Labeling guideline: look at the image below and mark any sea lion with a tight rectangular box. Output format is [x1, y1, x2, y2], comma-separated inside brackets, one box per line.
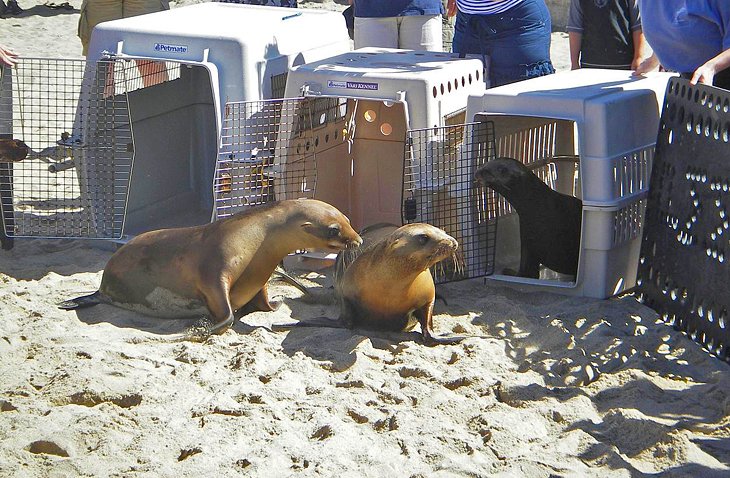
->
[475, 156, 582, 278]
[277, 223, 466, 346]
[0, 138, 29, 162]
[59, 199, 362, 340]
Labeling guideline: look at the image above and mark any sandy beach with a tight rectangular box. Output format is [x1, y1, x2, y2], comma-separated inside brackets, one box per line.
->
[1, 1, 729, 477]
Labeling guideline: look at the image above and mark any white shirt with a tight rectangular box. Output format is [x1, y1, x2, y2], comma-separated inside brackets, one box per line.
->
[456, 0, 523, 15]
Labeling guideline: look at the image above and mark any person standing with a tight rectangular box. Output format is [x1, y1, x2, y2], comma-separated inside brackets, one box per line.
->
[353, 0, 444, 52]
[78, 0, 170, 57]
[634, 0, 730, 89]
[567, 0, 648, 70]
[447, 0, 554, 87]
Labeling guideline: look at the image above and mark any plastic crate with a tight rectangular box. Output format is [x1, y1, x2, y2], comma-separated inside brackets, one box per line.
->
[463, 69, 674, 297]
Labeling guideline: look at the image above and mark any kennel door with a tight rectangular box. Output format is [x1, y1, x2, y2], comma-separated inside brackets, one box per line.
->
[402, 122, 498, 283]
[215, 96, 326, 218]
[0, 58, 135, 240]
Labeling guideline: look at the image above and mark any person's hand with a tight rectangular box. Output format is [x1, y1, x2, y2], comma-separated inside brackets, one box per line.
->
[0, 45, 18, 68]
[447, 0, 457, 17]
[690, 64, 715, 85]
[632, 53, 659, 77]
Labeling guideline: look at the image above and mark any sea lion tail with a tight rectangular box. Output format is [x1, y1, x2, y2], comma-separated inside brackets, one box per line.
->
[272, 266, 309, 295]
[57, 291, 102, 310]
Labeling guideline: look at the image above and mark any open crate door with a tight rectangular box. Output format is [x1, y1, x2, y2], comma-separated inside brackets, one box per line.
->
[402, 121, 498, 283]
[0, 58, 135, 240]
[215, 97, 333, 218]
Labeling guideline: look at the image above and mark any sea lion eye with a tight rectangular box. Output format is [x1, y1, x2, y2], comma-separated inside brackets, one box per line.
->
[417, 234, 430, 245]
[327, 225, 341, 238]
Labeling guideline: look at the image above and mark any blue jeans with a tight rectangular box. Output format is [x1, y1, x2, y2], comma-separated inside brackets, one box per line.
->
[452, 0, 554, 87]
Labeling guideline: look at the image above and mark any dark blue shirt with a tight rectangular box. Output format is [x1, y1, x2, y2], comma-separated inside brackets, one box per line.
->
[353, 0, 444, 18]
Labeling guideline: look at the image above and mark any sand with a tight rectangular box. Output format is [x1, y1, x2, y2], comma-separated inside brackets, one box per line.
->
[0, 1, 729, 477]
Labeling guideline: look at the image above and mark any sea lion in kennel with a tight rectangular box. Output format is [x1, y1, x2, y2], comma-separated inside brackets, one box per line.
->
[475, 156, 582, 279]
[59, 199, 362, 340]
[276, 223, 467, 346]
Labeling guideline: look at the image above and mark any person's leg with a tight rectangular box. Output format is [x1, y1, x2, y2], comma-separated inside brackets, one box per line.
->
[123, 0, 171, 87]
[451, 10, 482, 56]
[354, 16, 399, 49]
[78, 0, 124, 57]
[478, 0, 554, 87]
[398, 14, 443, 52]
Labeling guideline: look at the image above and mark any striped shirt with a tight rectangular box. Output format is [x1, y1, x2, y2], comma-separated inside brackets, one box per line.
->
[456, 0, 523, 15]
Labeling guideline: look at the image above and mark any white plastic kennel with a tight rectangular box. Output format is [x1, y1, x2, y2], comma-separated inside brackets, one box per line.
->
[463, 69, 675, 298]
[0, 3, 350, 241]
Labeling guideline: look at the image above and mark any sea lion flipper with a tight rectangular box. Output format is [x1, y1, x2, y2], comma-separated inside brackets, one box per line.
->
[247, 285, 281, 312]
[272, 266, 309, 295]
[57, 291, 102, 310]
[414, 301, 464, 346]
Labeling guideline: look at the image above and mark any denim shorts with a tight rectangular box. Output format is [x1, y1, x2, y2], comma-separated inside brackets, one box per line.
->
[452, 0, 555, 87]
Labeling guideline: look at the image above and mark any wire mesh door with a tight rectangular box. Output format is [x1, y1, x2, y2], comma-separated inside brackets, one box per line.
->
[0, 58, 136, 239]
[402, 121, 498, 283]
[215, 97, 323, 217]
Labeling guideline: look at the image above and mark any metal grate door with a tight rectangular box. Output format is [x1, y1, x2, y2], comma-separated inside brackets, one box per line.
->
[215, 96, 348, 218]
[0, 58, 138, 239]
[402, 121, 498, 283]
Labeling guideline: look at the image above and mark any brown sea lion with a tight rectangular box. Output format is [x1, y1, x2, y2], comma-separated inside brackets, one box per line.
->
[59, 199, 362, 340]
[277, 223, 466, 346]
[475, 156, 582, 278]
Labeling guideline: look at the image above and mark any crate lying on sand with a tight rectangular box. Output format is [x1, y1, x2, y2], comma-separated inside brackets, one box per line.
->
[0, 3, 350, 241]
[462, 69, 674, 298]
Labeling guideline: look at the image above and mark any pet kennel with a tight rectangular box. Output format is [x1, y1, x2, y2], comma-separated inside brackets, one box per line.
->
[212, 47, 493, 281]
[461, 68, 676, 298]
[0, 3, 350, 242]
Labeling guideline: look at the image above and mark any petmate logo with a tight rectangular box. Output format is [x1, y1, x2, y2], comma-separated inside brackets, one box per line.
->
[328, 80, 347, 89]
[154, 43, 188, 54]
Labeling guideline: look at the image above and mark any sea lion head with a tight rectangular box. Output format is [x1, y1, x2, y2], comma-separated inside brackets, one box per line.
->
[291, 198, 362, 251]
[383, 223, 458, 270]
[0, 139, 29, 162]
[475, 157, 531, 195]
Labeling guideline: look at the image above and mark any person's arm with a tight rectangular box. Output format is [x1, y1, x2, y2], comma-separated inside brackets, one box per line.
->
[447, 0, 457, 17]
[568, 32, 582, 70]
[632, 52, 660, 76]
[690, 48, 730, 85]
[566, 0, 583, 69]
[0, 45, 18, 67]
[630, 29, 649, 71]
